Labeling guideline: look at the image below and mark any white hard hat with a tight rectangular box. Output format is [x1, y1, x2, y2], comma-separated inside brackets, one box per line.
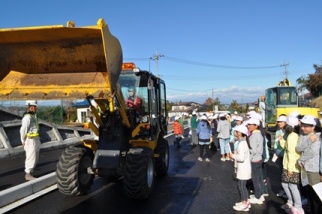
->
[277, 115, 287, 122]
[288, 111, 300, 118]
[247, 111, 256, 116]
[26, 100, 37, 106]
[235, 116, 243, 122]
[175, 116, 179, 121]
[234, 125, 248, 135]
[251, 113, 262, 121]
[247, 118, 260, 126]
[286, 117, 299, 128]
[200, 115, 208, 121]
[300, 115, 317, 126]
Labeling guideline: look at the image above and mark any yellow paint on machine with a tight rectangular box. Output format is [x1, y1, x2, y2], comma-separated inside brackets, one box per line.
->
[0, 19, 122, 100]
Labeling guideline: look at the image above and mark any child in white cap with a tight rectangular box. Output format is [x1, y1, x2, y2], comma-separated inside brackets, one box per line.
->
[230, 116, 244, 173]
[296, 115, 321, 214]
[278, 117, 304, 214]
[217, 113, 232, 161]
[230, 125, 252, 212]
[247, 118, 265, 205]
[173, 116, 183, 148]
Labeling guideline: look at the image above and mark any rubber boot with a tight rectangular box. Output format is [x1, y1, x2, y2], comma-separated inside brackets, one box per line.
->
[25, 173, 36, 181]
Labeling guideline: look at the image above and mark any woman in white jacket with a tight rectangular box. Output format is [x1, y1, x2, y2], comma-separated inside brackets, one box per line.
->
[230, 125, 252, 212]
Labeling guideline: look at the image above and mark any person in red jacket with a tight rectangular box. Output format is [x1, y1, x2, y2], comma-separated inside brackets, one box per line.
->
[173, 116, 183, 148]
[126, 87, 142, 114]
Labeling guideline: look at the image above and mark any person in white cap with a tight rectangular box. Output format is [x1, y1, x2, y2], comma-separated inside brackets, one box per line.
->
[217, 113, 232, 161]
[173, 116, 183, 148]
[20, 100, 41, 181]
[210, 114, 218, 151]
[274, 115, 287, 160]
[259, 95, 266, 128]
[247, 118, 265, 205]
[229, 116, 244, 172]
[196, 115, 212, 162]
[273, 114, 288, 199]
[250, 112, 270, 195]
[296, 115, 321, 214]
[230, 125, 252, 212]
[278, 116, 304, 214]
[190, 111, 199, 147]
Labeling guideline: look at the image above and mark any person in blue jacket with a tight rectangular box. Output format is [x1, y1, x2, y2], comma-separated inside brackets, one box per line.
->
[197, 115, 212, 162]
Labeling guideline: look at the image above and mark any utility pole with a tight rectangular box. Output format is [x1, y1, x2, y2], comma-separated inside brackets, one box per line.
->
[281, 62, 289, 79]
[151, 50, 164, 77]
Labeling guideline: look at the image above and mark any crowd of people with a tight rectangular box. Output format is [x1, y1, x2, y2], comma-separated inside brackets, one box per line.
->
[173, 109, 322, 213]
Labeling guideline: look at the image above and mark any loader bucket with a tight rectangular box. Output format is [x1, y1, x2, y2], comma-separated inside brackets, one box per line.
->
[0, 19, 122, 100]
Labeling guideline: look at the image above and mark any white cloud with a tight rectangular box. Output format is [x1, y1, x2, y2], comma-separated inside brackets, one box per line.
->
[167, 85, 265, 104]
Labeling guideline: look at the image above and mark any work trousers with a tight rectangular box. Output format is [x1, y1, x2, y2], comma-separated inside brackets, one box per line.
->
[238, 179, 249, 202]
[251, 161, 264, 199]
[24, 137, 41, 174]
[282, 182, 302, 209]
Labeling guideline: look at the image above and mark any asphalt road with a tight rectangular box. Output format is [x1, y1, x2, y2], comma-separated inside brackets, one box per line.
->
[0, 149, 64, 191]
[4, 132, 288, 214]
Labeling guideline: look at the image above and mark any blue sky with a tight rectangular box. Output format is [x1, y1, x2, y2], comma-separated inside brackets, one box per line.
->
[1, 0, 322, 104]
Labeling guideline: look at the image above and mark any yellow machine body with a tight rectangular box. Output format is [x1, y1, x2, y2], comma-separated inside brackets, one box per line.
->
[0, 19, 122, 100]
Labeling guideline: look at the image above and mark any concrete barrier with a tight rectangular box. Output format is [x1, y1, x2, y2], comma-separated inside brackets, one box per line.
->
[0, 172, 57, 212]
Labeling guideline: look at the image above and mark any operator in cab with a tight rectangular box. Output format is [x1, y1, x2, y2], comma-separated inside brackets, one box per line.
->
[126, 87, 142, 114]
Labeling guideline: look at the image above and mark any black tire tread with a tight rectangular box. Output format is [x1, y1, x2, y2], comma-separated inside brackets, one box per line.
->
[123, 147, 155, 199]
[56, 146, 94, 196]
[155, 138, 169, 176]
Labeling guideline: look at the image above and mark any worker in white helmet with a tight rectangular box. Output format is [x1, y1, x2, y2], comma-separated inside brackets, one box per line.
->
[259, 95, 266, 128]
[20, 100, 41, 181]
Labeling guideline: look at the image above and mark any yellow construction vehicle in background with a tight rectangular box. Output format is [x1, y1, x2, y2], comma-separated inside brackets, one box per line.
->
[0, 19, 169, 199]
[265, 78, 319, 145]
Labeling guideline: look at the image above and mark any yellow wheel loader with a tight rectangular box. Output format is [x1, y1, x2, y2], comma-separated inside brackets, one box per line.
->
[0, 19, 169, 199]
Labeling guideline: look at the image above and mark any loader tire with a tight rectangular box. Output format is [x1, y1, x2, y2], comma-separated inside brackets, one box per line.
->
[56, 146, 94, 196]
[123, 147, 155, 199]
[155, 138, 169, 176]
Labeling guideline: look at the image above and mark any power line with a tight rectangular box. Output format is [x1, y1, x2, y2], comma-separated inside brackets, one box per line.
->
[161, 69, 308, 81]
[123, 55, 282, 69]
[163, 56, 282, 69]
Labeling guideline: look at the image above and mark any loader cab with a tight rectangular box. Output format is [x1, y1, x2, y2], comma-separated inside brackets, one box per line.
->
[119, 63, 168, 137]
[265, 86, 298, 128]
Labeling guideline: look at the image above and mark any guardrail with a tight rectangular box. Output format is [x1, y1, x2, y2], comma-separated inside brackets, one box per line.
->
[0, 119, 92, 159]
